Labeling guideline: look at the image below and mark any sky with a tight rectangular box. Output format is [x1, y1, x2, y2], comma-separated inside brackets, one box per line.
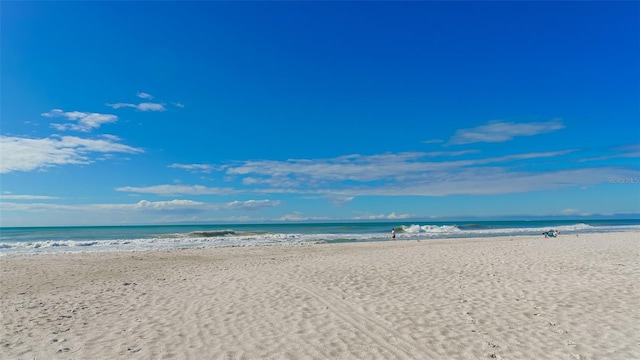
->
[1, 1, 639, 227]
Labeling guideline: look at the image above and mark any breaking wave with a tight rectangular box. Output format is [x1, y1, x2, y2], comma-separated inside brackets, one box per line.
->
[1, 222, 638, 256]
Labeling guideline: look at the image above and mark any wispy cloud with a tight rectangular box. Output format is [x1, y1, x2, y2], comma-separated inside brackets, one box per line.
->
[349, 167, 636, 196]
[423, 150, 480, 157]
[113, 148, 635, 199]
[0, 194, 60, 200]
[225, 150, 572, 185]
[137, 92, 154, 99]
[578, 143, 640, 162]
[115, 184, 237, 196]
[106, 92, 184, 112]
[226, 152, 429, 183]
[0, 202, 80, 212]
[0, 135, 143, 173]
[169, 163, 215, 173]
[133, 199, 207, 212]
[278, 212, 331, 222]
[133, 199, 280, 212]
[353, 212, 413, 220]
[106, 102, 166, 112]
[42, 109, 118, 132]
[448, 119, 565, 145]
[224, 199, 281, 211]
[329, 195, 354, 206]
[1, 199, 280, 213]
[220, 150, 635, 197]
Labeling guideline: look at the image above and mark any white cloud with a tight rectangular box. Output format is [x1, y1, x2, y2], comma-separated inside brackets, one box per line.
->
[137, 102, 166, 111]
[423, 150, 480, 157]
[353, 212, 413, 220]
[137, 92, 154, 99]
[617, 143, 640, 153]
[221, 150, 638, 197]
[224, 199, 281, 211]
[470, 150, 575, 164]
[449, 119, 565, 145]
[329, 196, 354, 206]
[134, 199, 206, 211]
[169, 163, 215, 173]
[227, 152, 429, 183]
[0, 135, 144, 173]
[278, 212, 324, 222]
[583, 152, 640, 162]
[42, 109, 118, 132]
[115, 184, 237, 196]
[225, 150, 573, 186]
[0, 202, 80, 212]
[578, 143, 640, 162]
[107, 92, 180, 111]
[106, 102, 166, 112]
[356, 167, 638, 196]
[83, 143, 639, 204]
[134, 199, 279, 212]
[0, 194, 60, 200]
[1, 198, 279, 214]
[240, 176, 302, 189]
[279, 213, 305, 221]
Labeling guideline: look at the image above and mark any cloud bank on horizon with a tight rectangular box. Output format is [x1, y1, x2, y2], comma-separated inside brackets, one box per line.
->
[1, 1, 638, 226]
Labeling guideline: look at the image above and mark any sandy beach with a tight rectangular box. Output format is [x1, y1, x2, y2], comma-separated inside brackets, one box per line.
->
[1, 232, 639, 360]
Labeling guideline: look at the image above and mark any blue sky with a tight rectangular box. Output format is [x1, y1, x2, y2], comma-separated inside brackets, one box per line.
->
[1, 1, 639, 227]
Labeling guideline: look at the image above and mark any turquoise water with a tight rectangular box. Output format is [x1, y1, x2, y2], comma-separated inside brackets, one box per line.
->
[1, 219, 639, 255]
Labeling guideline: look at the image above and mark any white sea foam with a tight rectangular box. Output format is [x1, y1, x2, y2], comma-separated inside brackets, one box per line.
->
[0, 233, 347, 256]
[402, 225, 462, 234]
[1, 223, 638, 256]
[398, 223, 640, 238]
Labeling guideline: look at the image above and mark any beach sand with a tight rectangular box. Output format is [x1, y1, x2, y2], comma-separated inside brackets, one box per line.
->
[1, 232, 638, 359]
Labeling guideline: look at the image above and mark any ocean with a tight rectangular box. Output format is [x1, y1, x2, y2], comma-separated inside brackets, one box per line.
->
[1, 219, 639, 256]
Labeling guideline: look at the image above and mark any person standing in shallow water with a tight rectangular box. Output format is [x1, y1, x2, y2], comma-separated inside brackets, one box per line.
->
[391, 228, 396, 241]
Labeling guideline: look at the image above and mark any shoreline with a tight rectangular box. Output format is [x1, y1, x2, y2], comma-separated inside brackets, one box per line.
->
[3, 227, 639, 258]
[3, 219, 638, 257]
[2, 232, 639, 359]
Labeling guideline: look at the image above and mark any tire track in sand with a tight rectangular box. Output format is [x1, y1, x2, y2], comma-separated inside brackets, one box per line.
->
[279, 279, 425, 359]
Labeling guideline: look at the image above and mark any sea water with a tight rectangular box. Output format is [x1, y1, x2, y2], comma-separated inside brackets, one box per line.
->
[1, 220, 639, 256]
